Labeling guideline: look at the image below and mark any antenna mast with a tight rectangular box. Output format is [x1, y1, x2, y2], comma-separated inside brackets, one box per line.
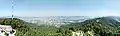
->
[12, 0, 15, 20]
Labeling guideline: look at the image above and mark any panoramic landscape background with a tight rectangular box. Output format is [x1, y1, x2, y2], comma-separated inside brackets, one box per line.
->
[0, 16, 120, 36]
[1, 0, 120, 36]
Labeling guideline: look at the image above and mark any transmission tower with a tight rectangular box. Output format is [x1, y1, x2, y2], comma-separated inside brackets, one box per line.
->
[12, 0, 15, 20]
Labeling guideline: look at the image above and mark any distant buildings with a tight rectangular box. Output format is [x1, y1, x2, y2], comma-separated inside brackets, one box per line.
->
[0, 25, 16, 36]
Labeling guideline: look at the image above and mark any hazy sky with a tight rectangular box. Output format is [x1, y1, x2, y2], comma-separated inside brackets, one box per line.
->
[0, 0, 120, 16]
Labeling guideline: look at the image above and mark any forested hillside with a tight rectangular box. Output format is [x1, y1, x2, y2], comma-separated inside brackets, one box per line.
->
[59, 16, 120, 36]
[0, 16, 120, 36]
[0, 18, 59, 36]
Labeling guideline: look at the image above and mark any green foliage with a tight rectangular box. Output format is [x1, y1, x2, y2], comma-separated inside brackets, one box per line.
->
[0, 17, 120, 36]
[0, 18, 59, 36]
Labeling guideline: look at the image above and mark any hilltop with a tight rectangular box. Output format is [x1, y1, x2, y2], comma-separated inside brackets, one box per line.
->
[59, 16, 120, 36]
[0, 18, 59, 36]
[0, 16, 120, 36]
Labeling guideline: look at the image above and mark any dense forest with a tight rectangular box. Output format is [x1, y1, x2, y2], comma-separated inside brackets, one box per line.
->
[0, 16, 120, 36]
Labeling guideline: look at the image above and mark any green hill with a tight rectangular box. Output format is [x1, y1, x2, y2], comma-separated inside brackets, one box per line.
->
[0, 18, 59, 36]
[59, 16, 120, 36]
[1, 16, 120, 36]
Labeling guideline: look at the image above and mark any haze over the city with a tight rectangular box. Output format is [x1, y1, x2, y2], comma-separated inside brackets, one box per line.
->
[0, 0, 120, 17]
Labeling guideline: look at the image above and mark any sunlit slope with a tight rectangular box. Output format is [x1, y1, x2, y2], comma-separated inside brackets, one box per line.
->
[0, 16, 120, 36]
[0, 18, 59, 36]
[60, 16, 120, 36]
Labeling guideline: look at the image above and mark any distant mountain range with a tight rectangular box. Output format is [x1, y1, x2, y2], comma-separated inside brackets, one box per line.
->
[16, 16, 98, 27]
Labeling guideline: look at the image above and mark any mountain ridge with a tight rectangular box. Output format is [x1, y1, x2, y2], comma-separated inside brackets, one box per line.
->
[0, 16, 120, 36]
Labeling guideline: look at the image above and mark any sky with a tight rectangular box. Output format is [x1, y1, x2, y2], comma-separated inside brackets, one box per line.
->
[0, 0, 120, 17]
